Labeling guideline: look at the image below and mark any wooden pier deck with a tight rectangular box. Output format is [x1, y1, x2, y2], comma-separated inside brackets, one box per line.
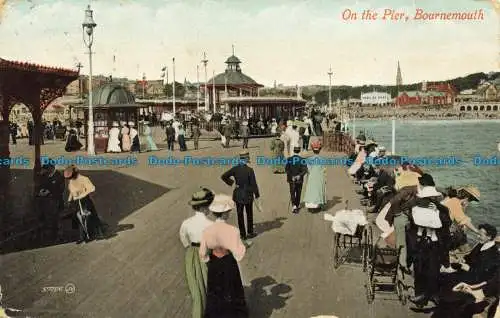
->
[0, 136, 425, 317]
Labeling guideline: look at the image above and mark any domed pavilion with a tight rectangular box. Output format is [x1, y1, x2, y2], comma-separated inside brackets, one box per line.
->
[76, 82, 142, 153]
[204, 48, 305, 120]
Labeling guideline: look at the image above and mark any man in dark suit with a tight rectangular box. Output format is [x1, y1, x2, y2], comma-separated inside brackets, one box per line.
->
[221, 151, 260, 241]
[165, 122, 175, 151]
[285, 146, 308, 214]
[9, 121, 17, 145]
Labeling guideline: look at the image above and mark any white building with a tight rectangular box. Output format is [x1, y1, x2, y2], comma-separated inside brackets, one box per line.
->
[361, 91, 391, 106]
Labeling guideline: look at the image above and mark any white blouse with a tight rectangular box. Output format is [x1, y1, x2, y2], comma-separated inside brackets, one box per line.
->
[179, 212, 213, 247]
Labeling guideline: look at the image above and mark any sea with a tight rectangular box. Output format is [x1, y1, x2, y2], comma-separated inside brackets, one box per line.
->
[351, 119, 500, 229]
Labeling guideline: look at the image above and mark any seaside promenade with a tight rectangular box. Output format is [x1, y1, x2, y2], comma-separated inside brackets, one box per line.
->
[0, 135, 425, 317]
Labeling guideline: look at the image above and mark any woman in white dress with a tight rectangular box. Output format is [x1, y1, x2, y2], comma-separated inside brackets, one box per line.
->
[107, 122, 121, 153]
[120, 121, 131, 151]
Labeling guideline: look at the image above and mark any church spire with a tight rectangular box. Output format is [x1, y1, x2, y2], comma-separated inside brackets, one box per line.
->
[232, 44, 235, 56]
[396, 61, 403, 87]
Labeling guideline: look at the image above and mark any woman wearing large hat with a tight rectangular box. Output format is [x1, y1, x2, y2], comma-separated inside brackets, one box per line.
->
[303, 140, 327, 210]
[200, 194, 248, 318]
[106, 121, 122, 153]
[179, 188, 216, 318]
[129, 121, 140, 153]
[64, 165, 105, 243]
[120, 121, 131, 152]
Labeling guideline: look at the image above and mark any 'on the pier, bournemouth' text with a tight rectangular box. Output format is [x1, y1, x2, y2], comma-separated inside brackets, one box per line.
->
[414, 9, 484, 21]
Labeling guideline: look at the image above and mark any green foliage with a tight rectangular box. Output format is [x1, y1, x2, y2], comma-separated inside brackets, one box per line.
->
[307, 72, 498, 104]
[163, 81, 186, 98]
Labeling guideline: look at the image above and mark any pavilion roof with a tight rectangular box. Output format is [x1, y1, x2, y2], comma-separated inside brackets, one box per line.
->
[0, 58, 78, 77]
[206, 70, 263, 87]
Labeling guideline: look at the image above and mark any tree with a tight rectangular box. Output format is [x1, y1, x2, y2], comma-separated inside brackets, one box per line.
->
[163, 81, 186, 98]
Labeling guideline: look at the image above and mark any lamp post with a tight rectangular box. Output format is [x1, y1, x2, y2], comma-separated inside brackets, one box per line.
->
[201, 52, 208, 111]
[327, 67, 333, 113]
[82, 4, 97, 155]
[196, 65, 200, 111]
[172, 57, 176, 114]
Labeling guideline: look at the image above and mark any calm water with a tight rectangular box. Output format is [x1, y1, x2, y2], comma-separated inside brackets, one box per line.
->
[352, 119, 500, 228]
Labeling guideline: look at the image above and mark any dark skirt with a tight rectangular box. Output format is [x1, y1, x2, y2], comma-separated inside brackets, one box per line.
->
[204, 253, 248, 318]
[72, 195, 104, 241]
[65, 135, 82, 152]
[130, 135, 140, 152]
[179, 135, 187, 151]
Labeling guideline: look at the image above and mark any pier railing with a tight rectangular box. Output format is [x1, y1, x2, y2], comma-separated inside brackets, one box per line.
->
[323, 131, 355, 154]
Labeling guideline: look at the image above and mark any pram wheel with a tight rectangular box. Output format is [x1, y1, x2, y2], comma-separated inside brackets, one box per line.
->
[396, 280, 407, 305]
[362, 225, 373, 272]
[365, 267, 375, 304]
[332, 233, 341, 269]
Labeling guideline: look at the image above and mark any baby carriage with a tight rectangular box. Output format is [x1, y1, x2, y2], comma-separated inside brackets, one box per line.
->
[365, 245, 407, 305]
[324, 201, 373, 271]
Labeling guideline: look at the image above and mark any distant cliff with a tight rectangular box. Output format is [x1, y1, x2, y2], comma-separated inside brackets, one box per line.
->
[296, 72, 500, 105]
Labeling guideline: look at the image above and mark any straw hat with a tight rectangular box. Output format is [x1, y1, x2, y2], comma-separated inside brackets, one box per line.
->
[128, 121, 134, 127]
[189, 188, 215, 206]
[239, 150, 250, 161]
[209, 194, 235, 213]
[120, 121, 126, 126]
[458, 185, 480, 201]
[242, 121, 248, 126]
[112, 121, 119, 127]
[63, 165, 78, 179]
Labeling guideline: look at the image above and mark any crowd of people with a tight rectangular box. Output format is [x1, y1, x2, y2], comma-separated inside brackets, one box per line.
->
[348, 134, 500, 317]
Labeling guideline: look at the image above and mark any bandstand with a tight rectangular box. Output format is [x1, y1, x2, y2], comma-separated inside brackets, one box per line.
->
[222, 96, 306, 120]
[204, 51, 305, 118]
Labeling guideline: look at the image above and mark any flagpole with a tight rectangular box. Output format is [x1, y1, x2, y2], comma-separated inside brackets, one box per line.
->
[212, 70, 216, 113]
[142, 73, 146, 99]
[197, 65, 200, 111]
[172, 57, 176, 114]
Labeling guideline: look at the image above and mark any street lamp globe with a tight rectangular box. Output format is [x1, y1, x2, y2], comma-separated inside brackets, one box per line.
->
[82, 5, 97, 38]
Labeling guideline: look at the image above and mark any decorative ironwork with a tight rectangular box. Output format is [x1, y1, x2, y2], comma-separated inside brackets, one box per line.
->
[40, 87, 66, 111]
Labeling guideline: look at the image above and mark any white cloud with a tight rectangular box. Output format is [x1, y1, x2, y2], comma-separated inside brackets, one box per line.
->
[0, 0, 497, 86]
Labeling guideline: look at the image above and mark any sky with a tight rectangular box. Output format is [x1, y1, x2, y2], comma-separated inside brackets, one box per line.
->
[0, 0, 498, 86]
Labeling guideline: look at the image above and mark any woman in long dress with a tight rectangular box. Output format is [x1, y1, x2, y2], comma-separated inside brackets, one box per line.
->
[107, 122, 121, 153]
[303, 140, 326, 210]
[64, 165, 105, 243]
[200, 194, 248, 318]
[179, 188, 215, 318]
[120, 121, 131, 151]
[129, 122, 140, 153]
[270, 134, 285, 174]
[143, 121, 158, 151]
[64, 128, 82, 152]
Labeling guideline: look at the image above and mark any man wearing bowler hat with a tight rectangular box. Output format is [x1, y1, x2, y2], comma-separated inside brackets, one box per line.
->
[221, 151, 260, 241]
[285, 146, 308, 214]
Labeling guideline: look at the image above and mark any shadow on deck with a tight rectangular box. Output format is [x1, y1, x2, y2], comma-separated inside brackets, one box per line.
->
[0, 169, 170, 255]
[246, 276, 293, 318]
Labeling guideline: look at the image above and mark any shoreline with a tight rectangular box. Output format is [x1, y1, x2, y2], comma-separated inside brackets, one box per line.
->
[351, 114, 499, 120]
